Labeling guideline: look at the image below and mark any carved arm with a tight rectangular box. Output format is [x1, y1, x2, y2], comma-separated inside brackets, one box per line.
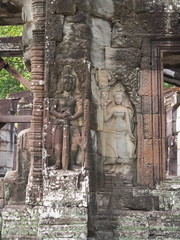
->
[70, 99, 83, 121]
[50, 108, 70, 119]
[103, 105, 113, 122]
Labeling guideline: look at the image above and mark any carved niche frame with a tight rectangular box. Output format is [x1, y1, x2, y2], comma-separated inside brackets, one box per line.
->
[137, 40, 180, 187]
[26, 0, 91, 205]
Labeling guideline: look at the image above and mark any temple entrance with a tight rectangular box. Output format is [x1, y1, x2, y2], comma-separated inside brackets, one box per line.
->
[163, 52, 180, 176]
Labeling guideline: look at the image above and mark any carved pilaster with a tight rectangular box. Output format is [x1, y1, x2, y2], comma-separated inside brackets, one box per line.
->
[26, 0, 45, 205]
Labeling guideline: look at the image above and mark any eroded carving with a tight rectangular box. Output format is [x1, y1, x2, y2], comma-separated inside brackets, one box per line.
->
[45, 65, 83, 170]
[113, 68, 140, 104]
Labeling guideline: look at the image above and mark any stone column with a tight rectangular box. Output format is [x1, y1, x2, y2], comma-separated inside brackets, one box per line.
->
[176, 106, 180, 176]
[26, 0, 45, 205]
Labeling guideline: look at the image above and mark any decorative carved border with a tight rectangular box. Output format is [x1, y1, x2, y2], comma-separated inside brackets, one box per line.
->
[137, 40, 180, 187]
[0, 37, 23, 57]
[27, 0, 45, 205]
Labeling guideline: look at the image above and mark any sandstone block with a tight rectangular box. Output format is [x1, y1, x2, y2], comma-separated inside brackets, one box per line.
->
[143, 114, 152, 139]
[140, 56, 152, 70]
[105, 47, 141, 70]
[143, 139, 153, 164]
[152, 114, 159, 138]
[55, 0, 76, 15]
[142, 96, 152, 114]
[152, 96, 159, 114]
[137, 114, 144, 160]
[152, 139, 160, 165]
[112, 21, 142, 48]
[46, 15, 64, 42]
[91, 17, 111, 68]
[0, 178, 4, 198]
[138, 70, 151, 96]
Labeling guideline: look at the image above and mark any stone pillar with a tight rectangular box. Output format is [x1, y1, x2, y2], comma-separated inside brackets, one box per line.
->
[176, 106, 180, 176]
[26, 0, 45, 205]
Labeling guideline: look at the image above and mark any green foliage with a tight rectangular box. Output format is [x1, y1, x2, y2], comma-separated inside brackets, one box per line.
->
[164, 82, 174, 88]
[0, 25, 30, 99]
[0, 57, 30, 99]
[0, 25, 23, 37]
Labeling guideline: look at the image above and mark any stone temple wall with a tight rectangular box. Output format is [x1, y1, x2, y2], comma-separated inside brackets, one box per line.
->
[0, 0, 180, 239]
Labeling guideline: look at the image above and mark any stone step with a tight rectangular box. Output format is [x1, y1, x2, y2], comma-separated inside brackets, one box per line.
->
[38, 223, 87, 239]
[152, 178, 180, 211]
[157, 177, 180, 190]
[1, 204, 88, 240]
[40, 170, 88, 239]
[1, 205, 41, 240]
[42, 170, 88, 217]
[90, 210, 180, 240]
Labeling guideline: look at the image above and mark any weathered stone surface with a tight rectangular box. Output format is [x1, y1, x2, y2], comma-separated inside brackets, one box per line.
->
[114, 67, 140, 104]
[112, 21, 142, 48]
[66, 11, 87, 23]
[0, 37, 23, 57]
[56, 20, 91, 60]
[55, 0, 76, 15]
[38, 170, 88, 239]
[2, 129, 30, 205]
[49, 59, 90, 98]
[43, 171, 88, 206]
[76, 0, 91, 12]
[143, 114, 153, 139]
[0, 178, 4, 209]
[90, 206, 180, 239]
[0, 0, 22, 26]
[142, 96, 152, 114]
[90, 0, 114, 20]
[76, 0, 114, 20]
[1, 1, 180, 240]
[91, 17, 111, 68]
[39, 224, 87, 239]
[105, 47, 141, 70]
[137, 12, 180, 35]
[1, 205, 41, 239]
[138, 70, 152, 96]
[114, 212, 149, 239]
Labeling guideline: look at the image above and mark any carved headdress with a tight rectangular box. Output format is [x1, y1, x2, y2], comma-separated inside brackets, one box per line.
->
[62, 65, 76, 89]
[55, 65, 76, 97]
[111, 83, 134, 115]
[112, 83, 125, 96]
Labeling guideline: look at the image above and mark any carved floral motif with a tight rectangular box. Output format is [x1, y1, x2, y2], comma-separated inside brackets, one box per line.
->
[113, 67, 140, 104]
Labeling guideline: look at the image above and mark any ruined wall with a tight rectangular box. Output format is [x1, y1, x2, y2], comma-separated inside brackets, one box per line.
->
[0, 100, 16, 177]
[0, 92, 33, 177]
[1, 0, 180, 240]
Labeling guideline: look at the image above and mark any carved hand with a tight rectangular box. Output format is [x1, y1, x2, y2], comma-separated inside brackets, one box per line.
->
[102, 100, 111, 107]
[130, 134, 136, 142]
[58, 111, 71, 119]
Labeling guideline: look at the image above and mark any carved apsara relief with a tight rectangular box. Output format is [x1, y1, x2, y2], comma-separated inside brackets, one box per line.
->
[96, 70, 136, 176]
[44, 63, 88, 171]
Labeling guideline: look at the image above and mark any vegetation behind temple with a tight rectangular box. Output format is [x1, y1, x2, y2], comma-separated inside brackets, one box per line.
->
[0, 26, 173, 99]
[0, 25, 30, 99]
